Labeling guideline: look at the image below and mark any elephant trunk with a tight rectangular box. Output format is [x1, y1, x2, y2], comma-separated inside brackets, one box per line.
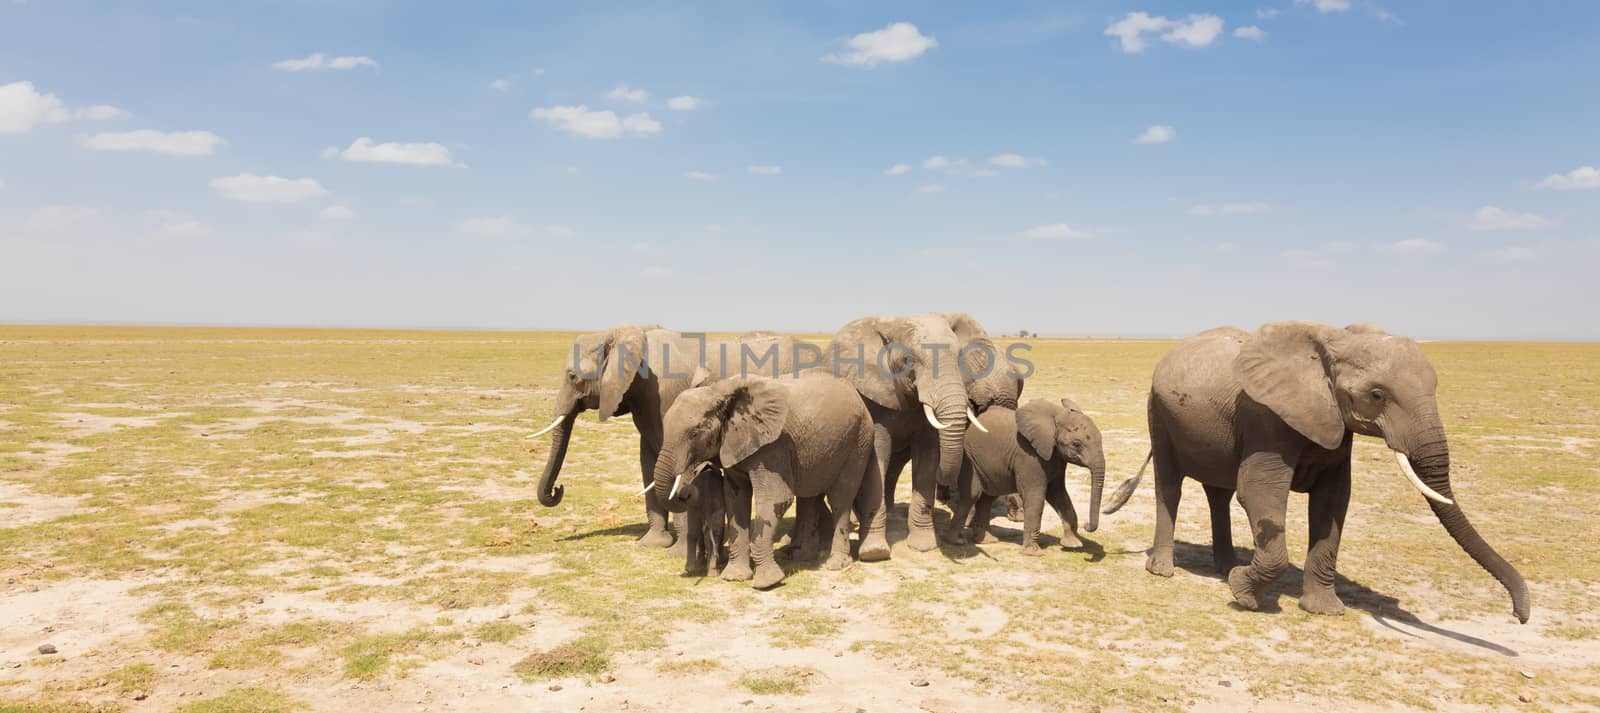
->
[1410, 433, 1531, 624]
[534, 409, 579, 507]
[932, 389, 968, 487]
[652, 448, 685, 512]
[1086, 465, 1105, 533]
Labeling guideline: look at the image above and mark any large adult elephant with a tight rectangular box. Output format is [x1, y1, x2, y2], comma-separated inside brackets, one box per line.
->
[529, 325, 800, 551]
[827, 312, 1022, 552]
[1104, 321, 1529, 622]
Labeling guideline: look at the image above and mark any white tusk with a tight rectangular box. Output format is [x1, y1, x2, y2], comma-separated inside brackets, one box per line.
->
[1393, 451, 1454, 506]
[525, 415, 564, 439]
[923, 404, 950, 430]
[668, 472, 685, 500]
[635, 483, 652, 497]
[966, 407, 989, 433]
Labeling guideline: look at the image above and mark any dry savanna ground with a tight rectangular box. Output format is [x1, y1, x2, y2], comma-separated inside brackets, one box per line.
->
[1, 326, 1597, 712]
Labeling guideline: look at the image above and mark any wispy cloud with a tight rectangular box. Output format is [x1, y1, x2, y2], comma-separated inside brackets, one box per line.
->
[1468, 206, 1552, 232]
[271, 53, 378, 71]
[1533, 166, 1599, 191]
[1382, 238, 1444, 256]
[1021, 223, 1093, 239]
[531, 105, 662, 139]
[989, 153, 1046, 168]
[884, 163, 913, 176]
[1296, 0, 1351, 13]
[324, 137, 462, 167]
[1234, 25, 1267, 41]
[823, 22, 938, 67]
[607, 84, 649, 103]
[684, 171, 717, 181]
[666, 95, 700, 111]
[1188, 202, 1270, 216]
[210, 174, 328, 203]
[81, 129, 224, 156]
[0, 81, 127, 133]
[748, 165, 781, 175]
[1134, 125, 1176, 144]
[1105, 13, 1224, 54]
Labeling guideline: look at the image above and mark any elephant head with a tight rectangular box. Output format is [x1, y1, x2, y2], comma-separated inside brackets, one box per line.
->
[1235, 320, 1530, 623]
[831, 314, 976, 486]
[531, 324, 654, 507]
[943, 312, 1025, 413]
[1016, 399, 1106, 532]
[652, 377, 789, 510]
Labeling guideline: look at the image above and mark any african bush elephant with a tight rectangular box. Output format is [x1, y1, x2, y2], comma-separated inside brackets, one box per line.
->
[681, 464, 727, 577]
[827, 313, 1023, 552]
[652, 373, 891, 590]
[530, 325, 800, 552]
[945, 399, 1106, 554]
[1104, 322, 1530, 622]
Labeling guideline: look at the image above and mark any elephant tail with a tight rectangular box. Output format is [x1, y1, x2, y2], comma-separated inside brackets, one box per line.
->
[1101, 450, 1152, 515]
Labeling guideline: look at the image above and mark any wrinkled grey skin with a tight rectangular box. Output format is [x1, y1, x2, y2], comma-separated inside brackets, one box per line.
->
[1106, 321, 1529, 622]
[946, 400, 1107, 555]
[653, 373, 891, 590]
[829, 313, 1022, 553]
[533, 325, 799, 554]
[681, 464, 727, 577]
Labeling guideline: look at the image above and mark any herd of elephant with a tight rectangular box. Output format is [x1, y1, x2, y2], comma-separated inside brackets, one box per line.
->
[527, 313, 1530, 624]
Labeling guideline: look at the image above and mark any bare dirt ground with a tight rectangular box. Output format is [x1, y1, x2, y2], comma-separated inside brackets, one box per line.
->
[1, 326, 1597, 712]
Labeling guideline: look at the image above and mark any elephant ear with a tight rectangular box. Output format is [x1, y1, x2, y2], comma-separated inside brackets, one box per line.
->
[1345, 322, 1389, 336]
[1235, 321, 1347, 450]
[716, 377, 789, 466]
[598, 325, 649, 421]
[1015, 400, 1059, 460]
[830, 317, 900, 409]
[940, 312, 990, 344]
[1059, 398, 1082, 414]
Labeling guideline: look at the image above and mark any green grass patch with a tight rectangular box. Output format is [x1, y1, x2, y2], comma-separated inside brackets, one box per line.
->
[511, 637, 609, 681]
[737, 666, 818, 695]
[174, 688, 301, 713]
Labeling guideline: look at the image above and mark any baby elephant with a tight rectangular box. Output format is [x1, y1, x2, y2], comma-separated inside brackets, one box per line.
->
[682, 464, 728, 577]
[946, 399, 1107, 555]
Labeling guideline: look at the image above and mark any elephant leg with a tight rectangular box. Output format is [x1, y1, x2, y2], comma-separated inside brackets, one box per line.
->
[786, 497, 821, 561]
[969, 493, 999, 544]
[881, 437, 909, 514]
[683, 490, 708, 575]
[853, 448, 891, 562]
[1203, 484, 1237, 575]
[1146, 433, 1182, 577]
[943, 460, 976, 545]
[823, 480, 859, 571]
[905, 428, 940, 552]
[1020, 489, 1047, 556]
[721, 474, 753, 582]
[1301, 462, 1350, 616]
[638, 445, 675, 548]
[706, 475, 728, 578]
[1228, 452, 1294, 611]
[1045, 477, 1082, 549]
[748, 464, 793, 590]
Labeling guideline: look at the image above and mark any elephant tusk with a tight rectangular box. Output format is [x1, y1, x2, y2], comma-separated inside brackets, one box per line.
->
[1393, 451, 1454, 506]
[923, 404, 950, 430]
[635, 483, 652, 497]
[966, 407, 989, 433]
[668, 472, 685, 500]
[525, 415, 564, 440]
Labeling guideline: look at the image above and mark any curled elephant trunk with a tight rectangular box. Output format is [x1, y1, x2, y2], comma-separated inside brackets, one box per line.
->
[1086, 466, 1105, 532]
[1102, 451, 1152, 515]
[651, 450, 691, 514]
[534, 410, 579, 507]
[1410, 435, 1531, 624]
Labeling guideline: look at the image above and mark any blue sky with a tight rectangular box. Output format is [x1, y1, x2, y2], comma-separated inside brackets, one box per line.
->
[2, 1, 1596, 339]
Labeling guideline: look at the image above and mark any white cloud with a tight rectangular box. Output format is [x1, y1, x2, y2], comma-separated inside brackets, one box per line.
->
[1383, 238, 1444, 256]
[489, 78, 510, 92]
[0, 81, 127, 133]
[327, 137, 461, 167]
[607, 84, 649, 103]
[210, 174, 329, 203]
[1105, 12, 1223, 53]
[271, 53, 379, 71]
[531, 105, 662, 139]
[1188, 202, 1270, 216]
[1256, 8, 1281, 19]
[989, 153, 1046, 168]
[823, 22, 938, 67]
[666, 95, 700, 111]
[1468, 206, 1552, 232]
[1234, 25, 1267, 41]
[1533, 166, 1600, 191]
[81, 129, 224, 156]
[1296, 0, 1350, 13]
[456, 216, 521, 236]
[923, 155, 956, 170]
[917, 183, 945, 193]
[748, 165, 781, 175]
[1022, 223, 1094, 239]
[320, 205, 355, 221]
[1375, 8, 1401, 23]
[1134, 125, 1176, 144]
[884, 163, 913, 176]
[684, 171, 717, 181]
[146, 210, 212, 239]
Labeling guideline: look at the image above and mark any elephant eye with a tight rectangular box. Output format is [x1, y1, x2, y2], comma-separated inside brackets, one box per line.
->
[1071, 439, 1084, 450]
[1369, 387, 1386, 401]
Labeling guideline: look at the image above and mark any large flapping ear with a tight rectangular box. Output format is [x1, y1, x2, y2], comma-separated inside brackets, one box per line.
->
[1015, 400, 1059, 460]
[714, 377, 789, 466]
[829, 317, 900, 409]
[1235, 321, 1347, 450]
[939, 312, 990, 344]
[1344, 322, 1389, 336]
[598, 325, 648, 420]
[1059, 398, 1082, 414]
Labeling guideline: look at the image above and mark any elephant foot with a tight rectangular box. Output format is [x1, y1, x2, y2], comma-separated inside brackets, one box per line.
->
[969, 528, 999, 544]
[1213, 554, 1237, 576]
[941, 529, 968, 546]
[823, 552, 852, 571]
[1021, 542, 1044, 557]
[1227, 566, 1260, 611]
[721, 561, 753, 582]
[1059, 532, 1084, 549]
[637, 527, 674, 549]
[1152, 553, 1177, 575]
[906, 525, 938, 552]
[784, 544, 820, 562]
[1004, 495, 1024, 522]
[707, 565, 722, 578]
[1299, 586, 1346, 616]
[752, 562, 784, 590]
[668, 538, 688, 560]
[857, 537, 891, 562]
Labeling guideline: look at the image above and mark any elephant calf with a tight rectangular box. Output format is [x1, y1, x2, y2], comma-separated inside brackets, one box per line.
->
[681, 464, 728, 577]
[653, 373, 891, 590]
[945, 399, 1107, 555]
